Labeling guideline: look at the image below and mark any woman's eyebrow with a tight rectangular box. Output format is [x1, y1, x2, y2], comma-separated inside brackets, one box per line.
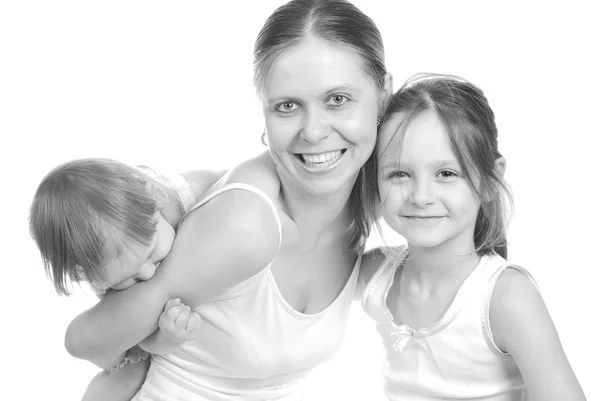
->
[324, 85, 360, 96]
[265, 95, 302, 104]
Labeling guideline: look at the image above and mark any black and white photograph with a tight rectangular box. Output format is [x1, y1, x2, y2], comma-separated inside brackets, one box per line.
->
[2, 1, 596, 400]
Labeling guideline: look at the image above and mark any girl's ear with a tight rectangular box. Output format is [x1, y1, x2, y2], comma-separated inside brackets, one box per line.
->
[494, 157, 507, 178]
[483, 157, 507, 202]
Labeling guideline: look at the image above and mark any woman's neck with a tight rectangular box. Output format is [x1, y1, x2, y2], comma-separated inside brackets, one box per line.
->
[279, 177, 355, 250]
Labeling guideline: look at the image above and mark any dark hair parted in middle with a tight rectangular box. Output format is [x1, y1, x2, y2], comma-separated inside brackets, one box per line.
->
[254, 0, 387, 249]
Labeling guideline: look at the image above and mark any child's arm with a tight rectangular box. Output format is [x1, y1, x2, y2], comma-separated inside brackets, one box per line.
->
[81, 357, 150, 401]
[490, 268, 586, 400]
[65, 177, 280, 364]
[137, 298, 201, 356]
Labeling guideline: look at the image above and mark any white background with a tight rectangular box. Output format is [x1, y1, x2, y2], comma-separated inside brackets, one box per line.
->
[1, 1, 597, 399]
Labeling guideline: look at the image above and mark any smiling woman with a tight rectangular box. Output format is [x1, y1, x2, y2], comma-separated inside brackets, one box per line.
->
[58, 1, 392, 400]
[262, 38, 385, 200]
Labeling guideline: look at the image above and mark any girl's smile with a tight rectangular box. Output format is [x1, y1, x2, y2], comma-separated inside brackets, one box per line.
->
[378, 110, 481, 253]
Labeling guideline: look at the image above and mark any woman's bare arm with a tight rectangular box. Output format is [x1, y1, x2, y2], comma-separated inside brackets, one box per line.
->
[65, 183, 280, 363]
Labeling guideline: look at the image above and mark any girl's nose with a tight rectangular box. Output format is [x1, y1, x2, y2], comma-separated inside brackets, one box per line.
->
[410, 179, 435, 207]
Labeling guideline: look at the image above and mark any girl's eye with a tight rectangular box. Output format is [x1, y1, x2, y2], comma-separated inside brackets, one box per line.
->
[438, 170, 458, 179]
[275, 101, 299, 113]
[387, 171, 409, 180]
[326, 94, 349, 107]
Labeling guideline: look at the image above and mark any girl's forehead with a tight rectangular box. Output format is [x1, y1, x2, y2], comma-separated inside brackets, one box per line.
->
[263, 38, 373, 100]
[378, 111, 457, 164]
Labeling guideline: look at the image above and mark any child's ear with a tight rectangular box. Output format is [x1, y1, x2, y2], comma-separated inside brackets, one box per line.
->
[483, 157, 506, 202]
[494, 157, 506, 178]
[144, 181, 164, 208]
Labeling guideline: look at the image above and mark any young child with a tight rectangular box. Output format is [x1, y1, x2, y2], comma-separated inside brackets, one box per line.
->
[360, 74, 586, 400]
[29, 158, 221, 400]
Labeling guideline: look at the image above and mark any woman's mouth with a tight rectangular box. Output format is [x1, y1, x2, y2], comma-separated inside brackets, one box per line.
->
[294, 149, 346, 172]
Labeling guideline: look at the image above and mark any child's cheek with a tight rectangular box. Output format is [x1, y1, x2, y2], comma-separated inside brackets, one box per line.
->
[161, 205, 183, 228]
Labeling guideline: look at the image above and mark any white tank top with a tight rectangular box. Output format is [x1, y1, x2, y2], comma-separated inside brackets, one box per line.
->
[134, 183, 361, 400]
[362, 246, 536, 401]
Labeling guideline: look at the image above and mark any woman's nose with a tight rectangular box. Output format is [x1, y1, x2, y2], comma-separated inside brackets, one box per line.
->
[301, 107, 330, 144]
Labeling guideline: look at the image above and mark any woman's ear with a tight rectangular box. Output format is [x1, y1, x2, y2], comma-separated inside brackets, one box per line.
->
[380, 72, 394, 113]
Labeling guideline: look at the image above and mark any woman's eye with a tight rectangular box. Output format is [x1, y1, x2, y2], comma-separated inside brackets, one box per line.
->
[326, 94, 349, 107]
[276, 101, 299, 113]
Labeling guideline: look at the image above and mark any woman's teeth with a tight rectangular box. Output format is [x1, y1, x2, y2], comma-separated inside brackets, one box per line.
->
[301, 150, 342, 165]
[297, 150, 345, 172]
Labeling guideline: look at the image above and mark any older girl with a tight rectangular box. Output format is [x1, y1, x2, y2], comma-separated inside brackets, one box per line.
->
[361, 74, 585, 400]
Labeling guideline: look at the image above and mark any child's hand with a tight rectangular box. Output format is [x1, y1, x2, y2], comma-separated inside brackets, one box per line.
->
[158, 298, 202, 343]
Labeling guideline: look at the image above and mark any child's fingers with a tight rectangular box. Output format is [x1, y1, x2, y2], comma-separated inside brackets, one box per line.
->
[185, 312, 202, 338]
[160, 304, 185, 329]
[163, 298, 181, 314]
[172, 305, 191, 332]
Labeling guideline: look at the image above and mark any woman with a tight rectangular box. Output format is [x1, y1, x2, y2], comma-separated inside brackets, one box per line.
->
[66, 0, 392, 399]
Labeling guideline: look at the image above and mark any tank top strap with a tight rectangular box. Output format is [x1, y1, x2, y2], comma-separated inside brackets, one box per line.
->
[184, 182, 283, 253]
[362, 246, 409, 323]
[480, 260, 540, 354]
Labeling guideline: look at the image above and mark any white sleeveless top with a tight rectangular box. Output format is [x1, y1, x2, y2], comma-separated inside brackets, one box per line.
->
[362, 246, 536, 401]
[134, 183, 361, 400]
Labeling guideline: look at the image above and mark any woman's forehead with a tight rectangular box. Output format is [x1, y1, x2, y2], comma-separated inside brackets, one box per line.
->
[263, 39, 373, 99]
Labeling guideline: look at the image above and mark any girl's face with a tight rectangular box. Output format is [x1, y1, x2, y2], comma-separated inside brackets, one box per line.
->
[377, 111, 481, 254]
[262, 38, 386, 198]
[99, 211, 175, 292]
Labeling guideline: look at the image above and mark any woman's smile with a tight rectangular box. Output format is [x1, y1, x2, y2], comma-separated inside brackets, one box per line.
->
[293, 149, 347, 173]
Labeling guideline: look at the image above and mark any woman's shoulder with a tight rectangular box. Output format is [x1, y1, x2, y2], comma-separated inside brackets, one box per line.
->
[180, 152, 281, 261]
[219, 151, 281, 199]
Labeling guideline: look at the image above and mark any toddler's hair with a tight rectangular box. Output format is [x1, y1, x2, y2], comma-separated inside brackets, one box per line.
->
[368, 73, 513, 258]
[29, 158, 183, 295]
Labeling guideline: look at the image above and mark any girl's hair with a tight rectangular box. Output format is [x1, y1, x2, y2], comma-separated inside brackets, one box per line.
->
[29, 158, 183, 296]
[368, 73, 513, 258]
[254, 0, 387, 249]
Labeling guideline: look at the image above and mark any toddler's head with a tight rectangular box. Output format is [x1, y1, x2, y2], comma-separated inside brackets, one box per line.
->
[369, 74, 513, 257]
[29, 158, 182, 295]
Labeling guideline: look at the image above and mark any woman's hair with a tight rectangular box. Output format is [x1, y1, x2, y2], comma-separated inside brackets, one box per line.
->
[29, 158, 182, 295]
[368, 73, 513, 258]
[254, 0, 387, 249]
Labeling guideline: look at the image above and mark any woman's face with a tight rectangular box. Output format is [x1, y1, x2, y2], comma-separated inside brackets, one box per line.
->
[262, 38, 385, 199]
